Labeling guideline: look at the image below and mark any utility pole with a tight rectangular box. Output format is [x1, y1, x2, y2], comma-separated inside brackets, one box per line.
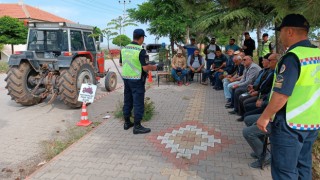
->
[118, 0, 131, 35]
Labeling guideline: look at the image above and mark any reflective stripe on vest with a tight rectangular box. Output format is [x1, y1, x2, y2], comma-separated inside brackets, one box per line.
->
[121, 44, 143, 79]
[271, 46, 320, 130]
[259, 41, 271, 57]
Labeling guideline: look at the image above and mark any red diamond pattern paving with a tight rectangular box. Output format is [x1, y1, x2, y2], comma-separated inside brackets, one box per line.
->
[146, 120, 235, 169]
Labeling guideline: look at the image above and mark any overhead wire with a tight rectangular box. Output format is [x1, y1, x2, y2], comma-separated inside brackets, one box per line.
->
[82, 0, 124, 11]
[65, 0, 123, 14]
[54, 0, 122, 16]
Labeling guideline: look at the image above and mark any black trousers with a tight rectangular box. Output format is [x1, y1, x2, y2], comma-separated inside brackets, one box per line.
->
[259, 57, 263, 68]
[242, 102, 267, 119]
[239, 95, 258, 116]
[233, 87, 247, 112]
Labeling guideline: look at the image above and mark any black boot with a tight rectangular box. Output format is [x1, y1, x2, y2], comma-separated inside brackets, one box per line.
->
[133, 123, 151, 134]
[124, 117, 134, 130]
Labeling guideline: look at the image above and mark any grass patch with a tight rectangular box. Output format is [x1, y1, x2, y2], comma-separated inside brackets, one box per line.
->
[0, 61, 8, 73]
[41, 122, 101, 161]
[114, 97, 155, 122]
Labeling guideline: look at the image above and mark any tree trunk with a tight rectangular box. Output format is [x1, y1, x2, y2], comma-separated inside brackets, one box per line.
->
[107, 37, 110, 50]
[245, 20, 250, 32]
[275, 22, 285, 54]
[256, 25, 262, 57]
[185, 26, 190, 44]
[170, 37, 174, 58]
[11, 44, 14, 54]
[237, 34, 242, 47]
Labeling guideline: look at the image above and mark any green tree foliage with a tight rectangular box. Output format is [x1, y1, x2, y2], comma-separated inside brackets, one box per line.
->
[102, 29, 118, 50]
[267, 0, 320, 25]
[0, 16, 27, 54]
[179, 0, 211, 44]
[112, 34, 131, 47]
[128, 0, 188, 55]
[90, 26, 102, 41]
[198, 0, 320, 52]
[107, 16, 137, 35]
[197, 0, 274, 49]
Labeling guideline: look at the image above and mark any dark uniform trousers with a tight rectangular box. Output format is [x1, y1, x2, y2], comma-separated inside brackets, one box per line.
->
[123, 77, 146, 124]
[270, 117, 318, 180]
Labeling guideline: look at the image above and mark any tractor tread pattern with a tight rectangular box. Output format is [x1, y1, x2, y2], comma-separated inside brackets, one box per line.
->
[5, 62, 41, 106]
[58, 57, 94, 108]
[105, 71, 117, 92]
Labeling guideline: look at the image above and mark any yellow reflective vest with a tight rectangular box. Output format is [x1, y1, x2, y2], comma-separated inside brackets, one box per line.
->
[259, 40, 271, 57]
[121, 43, 143, 79]
[272, 46, 320, 130]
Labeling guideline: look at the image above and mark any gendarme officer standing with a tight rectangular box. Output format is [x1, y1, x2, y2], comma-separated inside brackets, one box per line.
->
[120, 29, 157, 134]
[257, 14, 320, 179]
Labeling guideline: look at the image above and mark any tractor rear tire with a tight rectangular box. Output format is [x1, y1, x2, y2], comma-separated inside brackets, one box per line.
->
[105, 71, 117, 91]
[5, 62, 42, 106]
[58, 57, 96, 108]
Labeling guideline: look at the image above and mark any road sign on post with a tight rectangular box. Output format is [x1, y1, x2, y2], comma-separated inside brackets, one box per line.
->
[78, 83, 97, 103]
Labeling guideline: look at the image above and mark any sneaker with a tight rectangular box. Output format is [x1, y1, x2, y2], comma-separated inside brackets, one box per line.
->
[185, 82, 190, 86]
[178, 81, 183, 86]
[236, 117, 244, 122]
[228, 110, 237, 114]
[201, 81, 208, 85]
[249, 157, 271, 169]
[225, 105, 234, 109]
[250, 152, 258, 159]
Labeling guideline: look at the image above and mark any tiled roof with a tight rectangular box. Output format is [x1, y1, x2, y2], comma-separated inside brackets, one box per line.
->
[0, 3, 74, 23]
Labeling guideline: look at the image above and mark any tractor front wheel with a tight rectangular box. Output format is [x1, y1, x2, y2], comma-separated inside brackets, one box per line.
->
[105, 71, 117, 91]
[58, 57, 96, 108]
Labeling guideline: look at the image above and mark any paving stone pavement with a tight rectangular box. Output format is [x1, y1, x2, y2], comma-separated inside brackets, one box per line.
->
[28, 80, 272, 180]
[0, 60, 123, 179]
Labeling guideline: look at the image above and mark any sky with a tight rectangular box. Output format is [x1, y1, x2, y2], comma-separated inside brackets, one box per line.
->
[1, 0, 169, 48]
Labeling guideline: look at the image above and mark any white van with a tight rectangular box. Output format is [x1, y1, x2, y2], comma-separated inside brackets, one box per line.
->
[145, 44, 162, 63]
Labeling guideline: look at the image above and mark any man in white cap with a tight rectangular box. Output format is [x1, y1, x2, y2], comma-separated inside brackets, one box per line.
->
[171, 49, 189, 86]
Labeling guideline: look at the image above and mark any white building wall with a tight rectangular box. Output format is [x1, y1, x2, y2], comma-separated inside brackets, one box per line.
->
[1, 44, 27, 62]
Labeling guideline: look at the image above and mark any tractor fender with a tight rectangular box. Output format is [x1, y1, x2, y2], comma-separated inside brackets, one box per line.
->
[8, 54, 40, 71]
[76, 51, 94, 61]
[57, 51, 94, 68]
[57, 56, 74, 68]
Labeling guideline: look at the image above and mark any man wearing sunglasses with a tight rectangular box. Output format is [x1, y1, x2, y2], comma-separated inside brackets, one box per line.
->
[227, 56, 261, 114]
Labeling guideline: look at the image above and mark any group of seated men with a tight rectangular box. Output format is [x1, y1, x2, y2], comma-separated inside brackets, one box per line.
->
[171, 37, 242, 88]
[224, 52, 279, 168]
[171, 48, 206, 86]
[209, 51, 279, 168]
[171, 42, 280, 168]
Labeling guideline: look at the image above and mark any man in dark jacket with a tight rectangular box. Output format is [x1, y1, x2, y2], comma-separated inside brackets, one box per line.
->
[204, 37, 221, 70]
[243, 32, 256, 56]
